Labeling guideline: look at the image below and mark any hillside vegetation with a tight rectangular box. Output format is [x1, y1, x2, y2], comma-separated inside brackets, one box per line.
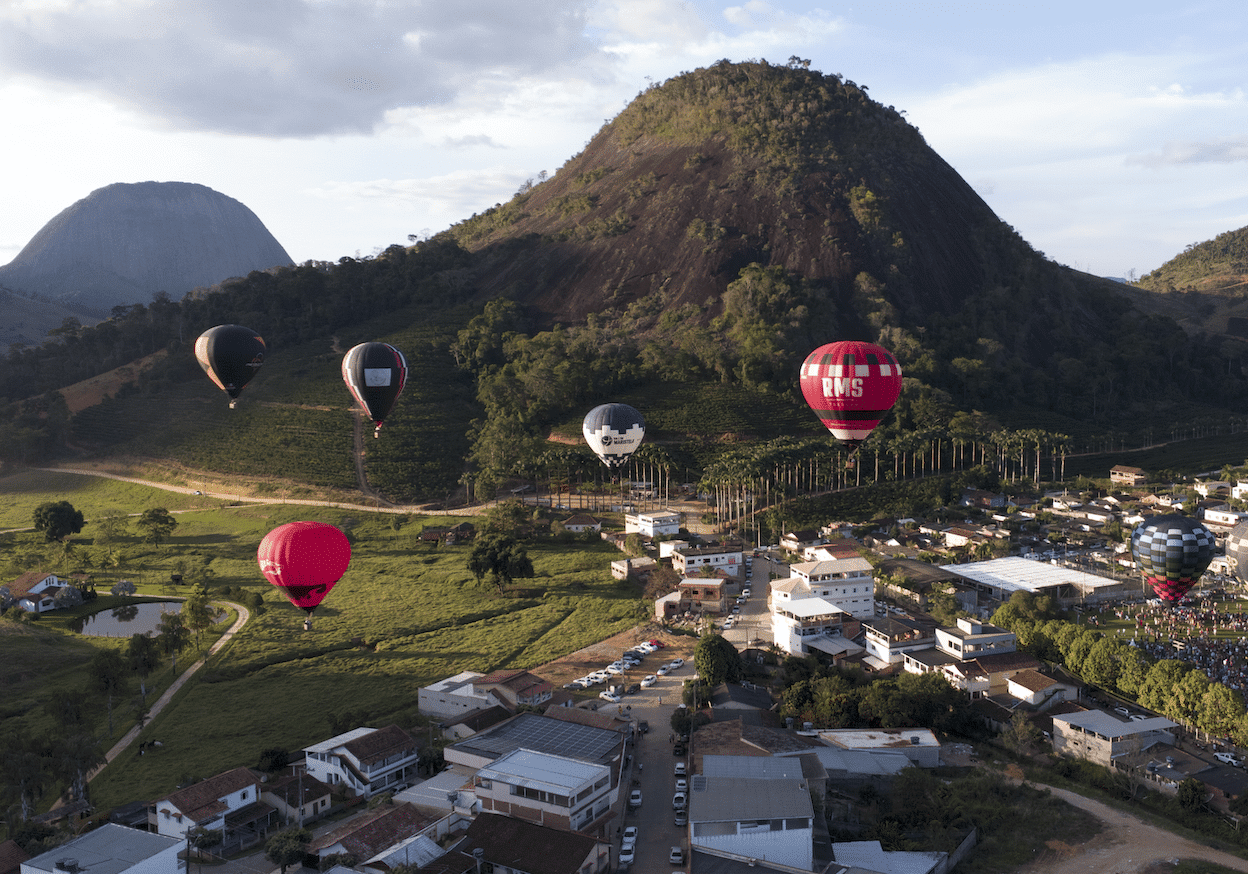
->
[2, 60, 1247, 501]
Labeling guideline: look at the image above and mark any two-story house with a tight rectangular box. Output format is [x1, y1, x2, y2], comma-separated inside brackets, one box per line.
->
[671, 544, 744, 579]
[623, 511, 680, 538]
[149, 767, 275, 852]
[303, 725, 419, 798]
[774, 558, 876, 619]
[6, 572, 68, 613]
[473, 749, 614, 832]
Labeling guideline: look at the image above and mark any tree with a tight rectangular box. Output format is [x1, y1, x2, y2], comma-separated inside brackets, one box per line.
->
[1001, 710, 1043, 754]
[137, 508, 178, 546]
[32, 501, 85, 541]
[467, 535, 534, 594]
[111, 579, 136, 597]
[127, 633, 161, 704]
[265, 828, 312, 874]
[54, 732, 104, 802]
[188, 826, 223, 874]
[182, 589, 218, 648]
[0, 734, 49, 822]
[90, 648, 130, 736]
[1177, 777, 1206, 811]
[693, 634, 742, 687]
[157, 611, 191, 671]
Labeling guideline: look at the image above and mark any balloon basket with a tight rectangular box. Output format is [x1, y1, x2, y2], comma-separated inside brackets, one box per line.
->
[303, 617, 313, 631]
[229, 399, 238, 410]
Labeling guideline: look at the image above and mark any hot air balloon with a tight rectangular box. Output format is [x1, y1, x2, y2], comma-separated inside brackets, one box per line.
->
[195, 324, 266, 408]
[342, 342, 408, 436]
[582, 403, 645, 469]
[1130, 514, 1214, 604]
[799, 341, 902, 453]
[257, 521, 351, 630]
[1227, 520, 1248, 584]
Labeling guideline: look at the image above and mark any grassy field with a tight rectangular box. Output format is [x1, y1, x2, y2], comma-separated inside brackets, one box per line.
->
[0, 473, 646, 817]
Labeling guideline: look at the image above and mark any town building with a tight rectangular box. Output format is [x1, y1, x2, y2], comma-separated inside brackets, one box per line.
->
[6, 572, 69, 613]
[302, 725, 419, 798]
[1052, 711, 1178, 767]
[20, 825, 180, 874]
[473, 749, 614, 832]
[624, 510, 680, 538]
[671, 544, 744, 578]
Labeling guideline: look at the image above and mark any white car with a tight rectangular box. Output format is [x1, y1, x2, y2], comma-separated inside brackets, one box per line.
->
[673, 791, 687, 809]
[742, 588, 751, 597]
[622, 826, 638, 849]
[618, 846, 635, 866]
[723, 618, 734, 629]
[630, 788, 643, 806]
[600, 690, 622, 703]
[657, 665, 670, 676]
[675, 777, 687, 792]
[641, 674, 658, 687]
[669, 658, 685, 669]
[606, 664, 624, 675]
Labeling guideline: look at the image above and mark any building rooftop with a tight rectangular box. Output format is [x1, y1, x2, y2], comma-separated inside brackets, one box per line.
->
[23, 825, 178, 874]
[792, 557, 873, 576]
[477, 749, 604, 792]
[942, 556, 1122, 595]
[689, 775, 812, 822]
[449, 712, 622, 766]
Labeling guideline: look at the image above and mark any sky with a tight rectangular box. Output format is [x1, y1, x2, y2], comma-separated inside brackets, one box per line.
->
[1, 1, 1246, 282]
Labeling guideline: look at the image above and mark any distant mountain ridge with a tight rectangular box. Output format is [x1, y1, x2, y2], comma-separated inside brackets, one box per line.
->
[0, 181, 294, 316]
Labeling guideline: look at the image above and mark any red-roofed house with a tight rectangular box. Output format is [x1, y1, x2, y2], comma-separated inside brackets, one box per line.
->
[149, 767, 275, 852]
[309, 803, 437, 866]
[475, 670, 554, 710]
[5, 572, 67, 613]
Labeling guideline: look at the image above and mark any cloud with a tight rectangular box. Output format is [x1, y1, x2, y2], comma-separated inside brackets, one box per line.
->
[0, 0, 600, 137]
[1129, 137, 1248, 167]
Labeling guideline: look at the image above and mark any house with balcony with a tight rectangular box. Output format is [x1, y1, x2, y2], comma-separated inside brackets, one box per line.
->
[624, 510, 680, 538]
[1110, 465, 1148, 486]
[303, 725, 419, 799]
[5, 572, 68, 613]
[771, 597, 862, 660]
[149, 767, 275, 852]
[475, 670, 554, 710]
[861, 616, 936, 672]
[473, 749, 614, 832]
[771, 557, 876, 620]
[900, 617, 1040, 698]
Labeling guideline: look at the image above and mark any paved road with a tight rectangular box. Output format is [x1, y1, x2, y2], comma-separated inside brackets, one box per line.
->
[610, 658, 697, 872]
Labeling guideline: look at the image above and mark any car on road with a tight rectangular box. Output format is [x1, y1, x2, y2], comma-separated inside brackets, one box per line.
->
[600, 690, 622, 703]
[674, 809, 688, 826]
[630, 788, 643, 806]
[673, 742, 686, 756]
[669, 658, 685, 669]
[626, 683, 641, 695]
[641, 674, 657, 687]
[1216, 752, 1243, 766]
[675, 777, 687, 792]
[622, 826, 638, 848]
[674, 762, 686, 776]
[657, 665, 670, 675]
[673, 791, 687, 809]
[638, 719, 649, 734]
[618, 846, 635, 866]
[742, 588, 751, 597]
[669, 847, 684, 864]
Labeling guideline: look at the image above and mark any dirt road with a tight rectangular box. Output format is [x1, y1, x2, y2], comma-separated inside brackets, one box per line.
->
[1015, 784, 1248, 873]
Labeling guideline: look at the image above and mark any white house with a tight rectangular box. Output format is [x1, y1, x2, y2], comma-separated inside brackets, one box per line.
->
[771, 596, 856, 658]
[21, 825, 181, 874]
[770, 557, 876, 620]
[687, 774, 813, 869]
[671, 544, 744, 578]
[419, 672, 490, 720]
[861, 617, 936, 670]
[817, 728, 941, 768]
[624, 510, 681, 538]
[149, 767, 273, 850]
[303, 725, 419, 798]
[561, 514, 601, 533]
[5, 572, 68, 613]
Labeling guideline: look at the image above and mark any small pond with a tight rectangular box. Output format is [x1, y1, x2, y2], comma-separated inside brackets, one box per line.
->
[73, 601, 183, 637]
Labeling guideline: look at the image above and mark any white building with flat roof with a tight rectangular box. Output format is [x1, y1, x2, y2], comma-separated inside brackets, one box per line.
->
[418, 671, 489, 720]
[473, 748, 614, 832]
[943, 556, 1134, 606]
[772, 557, 875, 619]
[22, 825, 181, 874]
[624, 511, 681, 538]
[772, 596, 849, 656]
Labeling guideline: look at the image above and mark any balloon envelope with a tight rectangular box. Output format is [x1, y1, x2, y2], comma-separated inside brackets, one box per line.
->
[1227, 520, 1248, 583]
[799, 341, 902, 450]
[342, 342, 408, 432]
[582, 403, 645, 469]
[195, 324, 266, 404]
[1130, 514, 1214, 603]
[257, 521, 351, 614]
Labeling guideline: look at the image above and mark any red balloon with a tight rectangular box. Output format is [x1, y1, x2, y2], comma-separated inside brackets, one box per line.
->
[800, 341, 903, 451]
[257, 521, 351, 616]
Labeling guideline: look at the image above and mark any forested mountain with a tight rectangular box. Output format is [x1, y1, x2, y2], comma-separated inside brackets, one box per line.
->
[0, 60, 1244, 502]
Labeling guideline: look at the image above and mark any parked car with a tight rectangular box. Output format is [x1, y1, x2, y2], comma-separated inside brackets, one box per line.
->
[742, 588, 751, 597]
[674, 809, 688, 826]
[1216, 752, 1243, 767]
[674, 762, 686, 776]
[630, 788, 643, 806]
[600, 690, 622, 703]
[626, 683, 641, 695]
[622, 826, 638, 848]
[618, 846, 635, 866]
[672, 792, 687, 809]
[657, 665, 670, 676]
[669, 658, 685, 669]
[670, 847, 684, 864]
[641, 674, 658, 687]
[673, 742, 687, 756]
[675, 777, 687, 792]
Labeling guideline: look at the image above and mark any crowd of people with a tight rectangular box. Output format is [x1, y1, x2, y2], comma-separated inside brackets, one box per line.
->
[1089, 593, 1248, 693]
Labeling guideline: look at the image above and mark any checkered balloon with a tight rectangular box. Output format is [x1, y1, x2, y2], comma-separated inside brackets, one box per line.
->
[1226, 520, 1248, 584]
[1130, 514, 1215, 603]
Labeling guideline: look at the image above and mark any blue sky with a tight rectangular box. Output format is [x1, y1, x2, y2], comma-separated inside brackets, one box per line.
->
[2, 0, 1245, 281]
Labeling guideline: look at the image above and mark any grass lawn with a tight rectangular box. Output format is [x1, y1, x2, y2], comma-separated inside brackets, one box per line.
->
[1, 471, 646, 817]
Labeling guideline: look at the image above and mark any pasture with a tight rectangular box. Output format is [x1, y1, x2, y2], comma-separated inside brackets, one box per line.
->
[0, 471, 645, 816]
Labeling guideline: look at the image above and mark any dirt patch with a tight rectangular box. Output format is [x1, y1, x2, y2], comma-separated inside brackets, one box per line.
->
[59, 349, 167, 414]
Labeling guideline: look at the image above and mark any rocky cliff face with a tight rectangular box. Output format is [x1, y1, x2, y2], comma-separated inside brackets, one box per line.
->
[0, 181, 294, 315]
